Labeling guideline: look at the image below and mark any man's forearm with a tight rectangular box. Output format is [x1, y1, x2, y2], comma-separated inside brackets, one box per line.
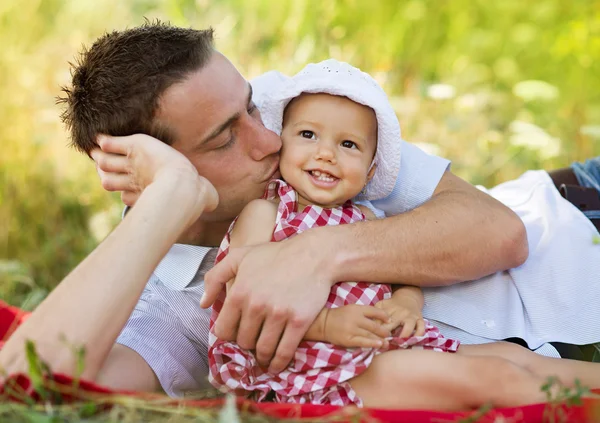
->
[0, 175, 205, 381]
[314, 173, 528, 287]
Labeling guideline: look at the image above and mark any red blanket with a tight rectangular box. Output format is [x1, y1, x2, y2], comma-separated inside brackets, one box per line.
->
[1, 300, 598, 422]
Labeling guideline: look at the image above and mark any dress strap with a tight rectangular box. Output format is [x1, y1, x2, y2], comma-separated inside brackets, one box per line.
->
[263, 179, 297, 222]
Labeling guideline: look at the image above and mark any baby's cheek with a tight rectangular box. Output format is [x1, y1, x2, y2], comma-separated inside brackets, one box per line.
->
[278, 157, 294, 181]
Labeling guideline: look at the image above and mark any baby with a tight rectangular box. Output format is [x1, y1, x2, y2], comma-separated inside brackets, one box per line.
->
[209, 60, 600, 410]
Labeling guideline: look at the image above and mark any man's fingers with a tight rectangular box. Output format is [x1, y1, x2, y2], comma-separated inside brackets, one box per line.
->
[236, 303, 265, 350]
[93, 150, 130, 174]
[97, 134, 131, 155]
[98, 172, 136, 192]
[268, 320, 306, 373]
[212, 293, 242, 341]
[121, 191, 139, 207]
[202, 250, 244, 308]
[255, 313, 287, 366]
[399, 318, 416, 338]
[415, 318, 426, 337]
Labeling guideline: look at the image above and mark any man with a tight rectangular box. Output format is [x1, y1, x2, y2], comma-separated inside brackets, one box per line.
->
[1, 23, 598, 398]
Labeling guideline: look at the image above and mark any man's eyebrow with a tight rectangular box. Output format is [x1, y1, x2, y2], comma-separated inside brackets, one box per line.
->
[200, 112, 240, 146]
[199, 83, 253, 147]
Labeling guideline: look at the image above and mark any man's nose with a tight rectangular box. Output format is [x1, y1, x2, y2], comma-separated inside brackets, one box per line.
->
[247, 119, 282, 161]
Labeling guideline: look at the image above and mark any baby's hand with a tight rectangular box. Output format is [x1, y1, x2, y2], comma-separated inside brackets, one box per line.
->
[375, 296, 426, 338]
[323, 305, 391, 348]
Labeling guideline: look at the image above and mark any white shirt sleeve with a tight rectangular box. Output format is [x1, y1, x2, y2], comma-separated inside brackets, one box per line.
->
[370, 140, 451, 216]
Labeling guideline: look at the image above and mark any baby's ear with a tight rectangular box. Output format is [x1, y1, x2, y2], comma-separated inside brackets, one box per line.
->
[367, 162, 377, 182]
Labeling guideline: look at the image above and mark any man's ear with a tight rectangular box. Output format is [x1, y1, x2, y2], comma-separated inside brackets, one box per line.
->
[366, 162, 377, 182]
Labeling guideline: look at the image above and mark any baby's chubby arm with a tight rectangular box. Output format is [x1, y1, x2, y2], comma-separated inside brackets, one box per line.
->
[227, 199, 279, 290]
[229, 199, 279, 248]
[303, 203, 391, 348]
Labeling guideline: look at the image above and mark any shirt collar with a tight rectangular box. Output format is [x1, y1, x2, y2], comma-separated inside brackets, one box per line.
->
[154, 244, 212, 290]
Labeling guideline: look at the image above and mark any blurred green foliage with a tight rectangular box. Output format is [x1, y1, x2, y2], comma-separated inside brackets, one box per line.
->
[1, 0, 599, 307]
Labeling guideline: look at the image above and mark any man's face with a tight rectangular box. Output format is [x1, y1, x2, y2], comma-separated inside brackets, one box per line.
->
[155, 52, 281, 222]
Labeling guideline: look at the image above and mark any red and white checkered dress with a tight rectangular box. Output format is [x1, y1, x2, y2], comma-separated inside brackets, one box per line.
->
[208, 179, 459, 406]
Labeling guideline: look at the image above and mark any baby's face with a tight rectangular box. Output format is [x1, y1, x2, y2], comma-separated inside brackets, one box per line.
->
[280, 93, 377, 208]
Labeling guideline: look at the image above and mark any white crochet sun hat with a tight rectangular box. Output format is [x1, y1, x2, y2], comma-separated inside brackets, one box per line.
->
[256, 59, 402, 201]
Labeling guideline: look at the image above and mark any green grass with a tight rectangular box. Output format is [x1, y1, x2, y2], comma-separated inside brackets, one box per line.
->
[1, 375, 596, 423]
[1, 1, 600, 420]
[0, 340, 598, 421]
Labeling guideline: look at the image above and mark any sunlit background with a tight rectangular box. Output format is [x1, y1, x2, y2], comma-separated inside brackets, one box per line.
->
[1, 0, 599, 308]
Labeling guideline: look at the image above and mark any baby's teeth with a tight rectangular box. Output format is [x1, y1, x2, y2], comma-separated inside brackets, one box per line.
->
[310, 170, 335, 181]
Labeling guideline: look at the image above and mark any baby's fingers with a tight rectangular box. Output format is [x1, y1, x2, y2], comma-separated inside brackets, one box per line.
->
[351, 331, 385, 349]
[361, 306, 390, 323]
[414, 318, 426, 337]
[360, 317, 391, 339]
[398, 318, 417, 338]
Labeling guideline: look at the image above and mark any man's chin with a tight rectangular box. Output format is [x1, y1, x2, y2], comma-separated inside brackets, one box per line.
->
[178, 216, 234, 246]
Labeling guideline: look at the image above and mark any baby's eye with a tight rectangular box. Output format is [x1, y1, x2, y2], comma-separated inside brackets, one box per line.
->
[300, 130, 316, 140]
[341, 140, 357, 149]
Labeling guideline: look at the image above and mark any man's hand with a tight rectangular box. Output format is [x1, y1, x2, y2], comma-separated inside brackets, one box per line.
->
[375, 294, 426, 338]
[202, 231, 335, 373]
[91, 134, 218, 220]
[319, 305, 391, 348]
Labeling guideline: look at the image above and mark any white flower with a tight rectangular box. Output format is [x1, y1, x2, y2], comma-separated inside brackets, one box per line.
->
[427, 83, 456, 100]
[513, 80, 559, 102]
[509, 120, 561, 159]
[580, 125, 600, 139]
[455, 93, 478, 111]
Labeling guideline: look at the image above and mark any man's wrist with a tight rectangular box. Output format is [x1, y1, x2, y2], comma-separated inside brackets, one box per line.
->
[313, 223, 371, 284]
[301, 226, 343, 287]
[144, 174, 206, 223]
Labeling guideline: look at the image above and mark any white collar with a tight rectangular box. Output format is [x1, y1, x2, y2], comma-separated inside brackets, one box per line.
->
[153, 244, 212, 290]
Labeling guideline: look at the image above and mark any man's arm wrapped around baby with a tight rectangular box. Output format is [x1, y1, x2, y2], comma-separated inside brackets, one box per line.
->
[212, 198, 394, 349]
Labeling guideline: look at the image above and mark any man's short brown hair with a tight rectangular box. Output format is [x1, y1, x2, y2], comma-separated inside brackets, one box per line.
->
[58, 21, 214, 154]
